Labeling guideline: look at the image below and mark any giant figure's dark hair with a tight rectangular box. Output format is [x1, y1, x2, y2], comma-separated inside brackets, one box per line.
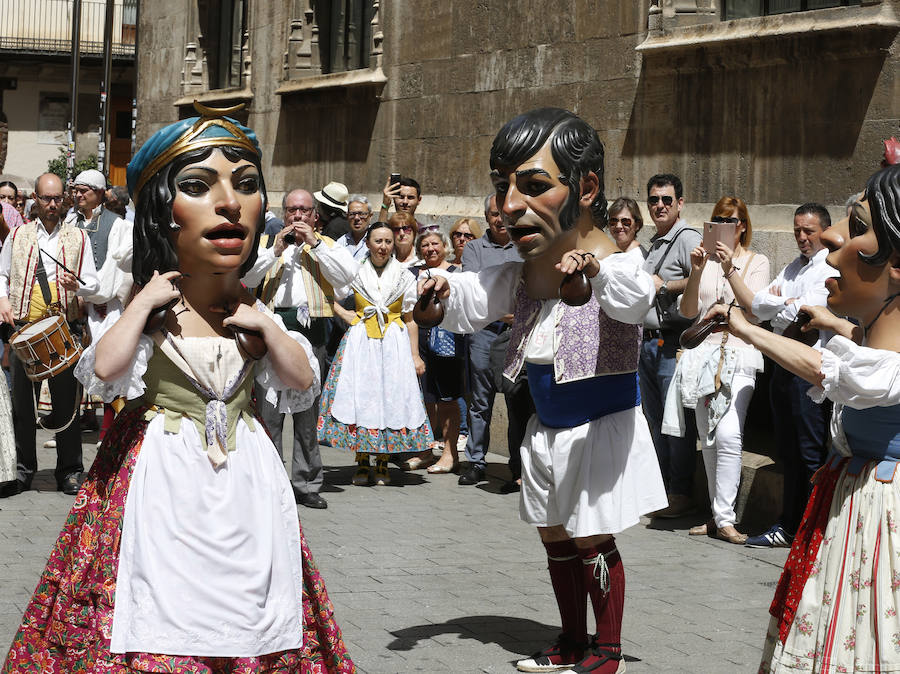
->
[131, 145, 267, 285]
[861, 164, 900, 267]
[489, 108, 607, 230]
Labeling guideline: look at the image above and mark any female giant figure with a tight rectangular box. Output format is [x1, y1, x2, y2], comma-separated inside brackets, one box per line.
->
[2, 105, 354, 673]
[706, 164, 900, 672]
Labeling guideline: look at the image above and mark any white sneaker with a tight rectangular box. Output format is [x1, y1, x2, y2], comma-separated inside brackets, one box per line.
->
[43, 439, 56, 449]
[457, 434, 468, 454]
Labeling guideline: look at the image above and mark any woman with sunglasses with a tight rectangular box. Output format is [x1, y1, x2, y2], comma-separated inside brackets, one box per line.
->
[302, 221, 432, 486]
[607, 197, 645, 256]
[389, 211, 420, 267]
[448, 217, 482, 266]
[663, 196, 770, 544]
[697, 165, 900, 671]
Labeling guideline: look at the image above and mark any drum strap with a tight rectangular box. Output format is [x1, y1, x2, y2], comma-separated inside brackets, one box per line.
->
[31, 380, 83, 434]
[34, 251, 53, 307]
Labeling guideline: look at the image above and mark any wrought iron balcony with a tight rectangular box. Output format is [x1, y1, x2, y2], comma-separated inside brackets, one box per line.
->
[0, 0, 136, 59]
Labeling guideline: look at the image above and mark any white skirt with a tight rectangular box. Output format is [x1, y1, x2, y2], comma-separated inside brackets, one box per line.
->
[0, 373, 14, 483]
[520, 405, 667, 537]
[330, 321, 427, 431]
[111, 414, 304, 657]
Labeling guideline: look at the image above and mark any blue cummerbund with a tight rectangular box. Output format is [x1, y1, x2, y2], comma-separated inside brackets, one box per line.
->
[525, 363, 640, 429]
[841, 404, 900, 481]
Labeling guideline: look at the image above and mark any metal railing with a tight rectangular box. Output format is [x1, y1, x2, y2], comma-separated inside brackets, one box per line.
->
[0, 0, 136, 58]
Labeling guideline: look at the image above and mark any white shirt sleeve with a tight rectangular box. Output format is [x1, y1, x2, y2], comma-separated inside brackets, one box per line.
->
[751, 265, 790, 323]
[0, 228, 14, 297]
[240, 246, 277, 290]
[255, 305, 321, 414]
[309, 243, 360, 290]
[73, 235, 101, 300]
[437, 261, 521, 334]
[589, 250, 655, 325]
[85, 218, 134, 305]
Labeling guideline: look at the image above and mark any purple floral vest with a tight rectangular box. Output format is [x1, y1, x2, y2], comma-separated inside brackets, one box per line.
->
[502, 276, 641, 384]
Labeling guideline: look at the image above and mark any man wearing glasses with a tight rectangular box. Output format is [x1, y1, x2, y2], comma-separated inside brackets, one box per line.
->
[639, 173, 702, 519]
[335, 195, 372, 262]
[242, 188, 336, 510]
[0, 173, 100, 498]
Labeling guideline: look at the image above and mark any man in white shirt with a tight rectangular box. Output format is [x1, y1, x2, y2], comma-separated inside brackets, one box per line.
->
[0, 173, 100, 497]
[334, 194, 371, 262]
[747, 203, 836, 548]
[242, 188, 336, 509]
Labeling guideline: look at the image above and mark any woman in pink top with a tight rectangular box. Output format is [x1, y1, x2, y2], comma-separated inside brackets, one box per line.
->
[665, 196, 770, 543]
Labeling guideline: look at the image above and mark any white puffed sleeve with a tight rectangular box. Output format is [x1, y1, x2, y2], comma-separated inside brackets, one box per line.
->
[254, 305, 321, 414]
[309, 243, 360, 290]
[589, 250, 655, 325]
[433, 261, 521, 334]
[401, 270, 418, 314]
[74, 305, 153, 402]
[809, 335, 900, 408]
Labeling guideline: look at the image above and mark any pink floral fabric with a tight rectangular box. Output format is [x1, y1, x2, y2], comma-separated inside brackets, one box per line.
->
[2, 407, 355, 674]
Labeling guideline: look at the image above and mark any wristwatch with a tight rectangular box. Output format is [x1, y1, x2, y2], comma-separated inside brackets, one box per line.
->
[659, 281, 669, 295]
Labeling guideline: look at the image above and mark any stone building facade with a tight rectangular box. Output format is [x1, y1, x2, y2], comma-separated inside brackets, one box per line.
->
[137, 0, 899, 270]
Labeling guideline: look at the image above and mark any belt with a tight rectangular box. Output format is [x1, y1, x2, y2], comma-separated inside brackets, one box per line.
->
[483, 321, 508, 335]
[642, 328, 678, 342]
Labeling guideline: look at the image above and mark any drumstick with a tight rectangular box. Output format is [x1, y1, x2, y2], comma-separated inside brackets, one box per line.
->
[39, 249, 86, 285]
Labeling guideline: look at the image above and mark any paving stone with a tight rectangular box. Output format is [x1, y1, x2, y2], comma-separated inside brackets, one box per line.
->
[0, 432, 792, 671]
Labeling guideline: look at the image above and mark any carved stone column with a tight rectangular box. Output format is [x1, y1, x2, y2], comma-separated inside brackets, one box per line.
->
[651, 0, 718, 31]
[284, 0, 322, 80]
[370, 0, 383, 70]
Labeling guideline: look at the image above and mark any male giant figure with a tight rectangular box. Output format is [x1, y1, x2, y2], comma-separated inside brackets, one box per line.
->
[423, 109, 666, 673]
[243, 188, 336, 509]
[0, 173, 100, 497]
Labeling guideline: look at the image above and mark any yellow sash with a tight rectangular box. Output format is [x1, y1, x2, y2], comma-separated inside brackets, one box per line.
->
[351, 293, 404, 339]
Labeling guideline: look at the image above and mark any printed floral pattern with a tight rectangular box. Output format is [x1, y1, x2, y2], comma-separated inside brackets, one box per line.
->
[318, 334, 432, 454]
[2, 407, 355, 673]
[759, 458, 900, 672]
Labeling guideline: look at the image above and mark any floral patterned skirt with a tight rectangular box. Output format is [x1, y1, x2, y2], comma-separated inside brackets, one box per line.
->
[318, 332, 432, 455]
[759, 458, 900, 673]
[2, 407, 355, 674]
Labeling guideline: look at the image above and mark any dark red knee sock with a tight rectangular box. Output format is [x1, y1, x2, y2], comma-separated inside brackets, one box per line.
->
[578, 537, 624, 654]
[543, 538, 588, 658]
[99, 404, 115, 442]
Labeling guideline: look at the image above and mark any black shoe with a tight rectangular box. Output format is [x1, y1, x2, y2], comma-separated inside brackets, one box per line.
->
[500, 479, 521, 494]
[58, 473, 82, 496]
[458, 465, 486, 486]
[0, 479, 28, 498]
[296, 492, 328, 509]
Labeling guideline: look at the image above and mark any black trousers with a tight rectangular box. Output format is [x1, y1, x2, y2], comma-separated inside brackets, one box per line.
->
[9, 346, 82, 485]
[770, 362, 831, 535]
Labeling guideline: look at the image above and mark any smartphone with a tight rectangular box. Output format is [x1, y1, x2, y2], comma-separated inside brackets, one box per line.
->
[702, 221, 736, 255]
[389, 172, 401, 187]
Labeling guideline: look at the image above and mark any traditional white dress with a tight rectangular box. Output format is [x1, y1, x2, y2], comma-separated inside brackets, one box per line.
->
[73, 304, 319, 657]
[760, 336, 900, 673]
[312, 245, 431, 453]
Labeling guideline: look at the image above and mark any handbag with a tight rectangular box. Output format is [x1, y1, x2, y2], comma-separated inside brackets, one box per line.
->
[651, 227, 694, 333]
[428, 326, 457, 357]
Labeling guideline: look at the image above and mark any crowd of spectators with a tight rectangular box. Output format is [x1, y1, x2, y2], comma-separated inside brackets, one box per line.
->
[0, 164, 861, 549]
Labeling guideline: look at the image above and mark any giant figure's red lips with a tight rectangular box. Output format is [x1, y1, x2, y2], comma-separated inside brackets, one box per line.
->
[204, 223, 248, 250]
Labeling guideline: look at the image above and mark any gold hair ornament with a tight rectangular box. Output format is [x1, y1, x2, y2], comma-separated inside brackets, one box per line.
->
[134, 101, 259, 196]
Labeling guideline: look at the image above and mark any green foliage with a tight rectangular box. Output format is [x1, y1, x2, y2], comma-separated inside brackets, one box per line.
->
[46, 148, 98, 182]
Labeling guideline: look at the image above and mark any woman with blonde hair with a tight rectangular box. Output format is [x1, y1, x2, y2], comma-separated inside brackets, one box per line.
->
[448, 216, 482, 266]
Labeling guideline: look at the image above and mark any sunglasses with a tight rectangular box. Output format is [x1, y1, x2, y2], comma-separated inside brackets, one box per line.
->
[711, 216, 740, 224]
[608, 217, 633, 227]
[391, 225, 414, 233]
[647, 195, 675, 206]
[452, 231, 475, 240]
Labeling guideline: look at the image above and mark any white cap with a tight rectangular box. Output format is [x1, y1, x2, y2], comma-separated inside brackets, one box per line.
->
[73, 169, 106, 190]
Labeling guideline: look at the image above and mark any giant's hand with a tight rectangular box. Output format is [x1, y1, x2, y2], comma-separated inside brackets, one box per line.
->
[556, 249, 600, 278]
[416, 274, 451, 300]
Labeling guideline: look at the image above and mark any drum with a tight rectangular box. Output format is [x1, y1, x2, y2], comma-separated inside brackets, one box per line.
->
[10, 315, 83, 382]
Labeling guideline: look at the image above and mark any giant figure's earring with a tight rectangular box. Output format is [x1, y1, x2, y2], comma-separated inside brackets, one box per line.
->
[169, 222, 181, 231]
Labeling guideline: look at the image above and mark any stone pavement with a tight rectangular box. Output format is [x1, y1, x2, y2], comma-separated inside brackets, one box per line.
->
[0, 429, 790, 672]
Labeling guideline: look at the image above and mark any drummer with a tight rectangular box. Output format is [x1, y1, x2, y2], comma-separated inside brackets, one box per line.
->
[0, 172, 100, 498]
